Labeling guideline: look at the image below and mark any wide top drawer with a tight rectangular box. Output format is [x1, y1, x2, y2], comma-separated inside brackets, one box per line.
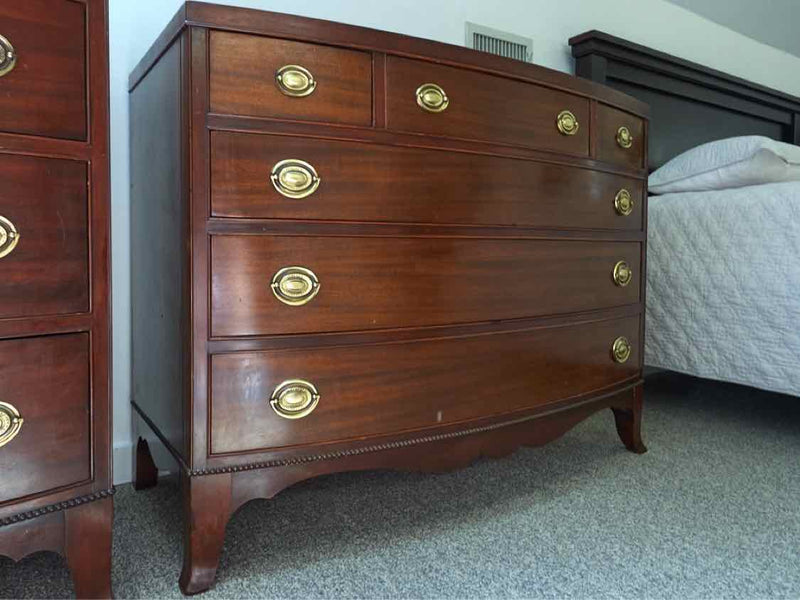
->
[386, 56, 590, 156]
[0, 1, 87, 140]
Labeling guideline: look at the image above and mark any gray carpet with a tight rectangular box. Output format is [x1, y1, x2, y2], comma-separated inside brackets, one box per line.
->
[2, 371, 799, 599]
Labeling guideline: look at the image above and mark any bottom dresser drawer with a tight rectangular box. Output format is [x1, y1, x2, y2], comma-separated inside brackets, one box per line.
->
[210, 315, 640, 455]
[0, 333, 91, 504]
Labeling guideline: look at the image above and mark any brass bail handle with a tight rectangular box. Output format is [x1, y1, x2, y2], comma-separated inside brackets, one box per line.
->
[0, 215, 20, 259]
[0, 34, 17, 78]
[0, 401, 23, 448]
[270, 379, 320, 419]
[275, 64, 317, 97]
[271, 266, 320, 306]
[416, 83, 449, 113]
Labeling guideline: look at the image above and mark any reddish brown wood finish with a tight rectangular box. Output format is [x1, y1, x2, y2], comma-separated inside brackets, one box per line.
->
[596, 103, 645, 170]
[211, 131, 644, 229]
[0, 154, 89, 318]
[209, 31, 372, 126]
[211, 236, 641, 336]
[0, 1, 87, 140]
[0, 1, 112, 597]
[130, 4, 648, 594]
[387, 56, 590, 155]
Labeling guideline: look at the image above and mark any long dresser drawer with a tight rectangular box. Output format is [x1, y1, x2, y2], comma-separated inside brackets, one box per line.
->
[386, 56, 590, 155]
[0, 154, 89, 319]
[0, 333, 90, 504]
[210, 315, 640, 454]
[211, 132, 644, 229]
[0, 1, 87, 140]
[211, 236, 641, 336]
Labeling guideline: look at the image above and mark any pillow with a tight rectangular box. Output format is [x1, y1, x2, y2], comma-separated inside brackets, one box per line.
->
[649, 135, 800, 194]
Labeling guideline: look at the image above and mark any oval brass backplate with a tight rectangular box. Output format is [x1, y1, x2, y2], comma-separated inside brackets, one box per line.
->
[613, 260, 633, 287]
[614, 189, 634, 216]
[0, 401, 23, 448]
[556, 110, 579, 136]
[0, 34, 17, 78]
[616, 126, 633, 149]
[271, 266, 320, 306]
[612, 336, 632, 364]
[275, 64, 317, 97]
[0, 215, 20, 259]
[416, 83, 449, 113]
[270, 379, 320, 419]
[270, 159, 321, 199]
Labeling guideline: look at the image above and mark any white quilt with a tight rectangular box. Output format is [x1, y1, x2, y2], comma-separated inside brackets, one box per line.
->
[645, 181, 800, 397]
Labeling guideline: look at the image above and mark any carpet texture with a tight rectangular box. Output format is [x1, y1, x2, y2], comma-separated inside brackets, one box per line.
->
[2, 371, 799, 599]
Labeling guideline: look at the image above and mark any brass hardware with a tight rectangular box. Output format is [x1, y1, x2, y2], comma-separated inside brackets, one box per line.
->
[0, 35, 16, 78]
[612, 336, 632, 364]
[0, 401, 23, 448]
[416, 83, 449, 113]
[270, 159, 321, 199]
[270, 379, 320, 419]
[0, 215, 20, 259]
[614, 189, 634, 216]
[556, 110, 579, 136]
[616, 126, 633, 149]
[613, 260, 633, 287]
[271, 266, 320, 306]
[275, 65, 317, 97]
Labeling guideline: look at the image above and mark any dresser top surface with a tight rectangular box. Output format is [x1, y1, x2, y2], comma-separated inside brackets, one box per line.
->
[129, 1, 649, 118]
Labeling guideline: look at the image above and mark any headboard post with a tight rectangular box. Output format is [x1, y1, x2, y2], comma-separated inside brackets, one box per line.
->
[793, 114, 800, 145]
[574, 54, 607, 85]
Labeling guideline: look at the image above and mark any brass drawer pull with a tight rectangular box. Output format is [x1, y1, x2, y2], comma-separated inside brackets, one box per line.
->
[270, 159, 321, 199]
[275, 64, 317, 97]
[616, 126, 633, 149]
[0, 401, 23, 448]
[614, 189, 634, 216]
[416, 83, 449, 113]
[613, 260, 633, 287]
[271, 266, 320, 306]
[0, 34, 17, 77]
[270, 379, 320, 419]
[0, 215, 20, 259]
[556, 110, 579, 136]
[612, 336, 632, 364]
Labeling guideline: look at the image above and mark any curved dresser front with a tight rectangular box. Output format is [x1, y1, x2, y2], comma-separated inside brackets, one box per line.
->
[129, 3, 649, 594]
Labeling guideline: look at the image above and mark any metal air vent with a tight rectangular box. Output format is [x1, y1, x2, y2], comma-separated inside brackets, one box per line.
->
[466, 22, 533, 63]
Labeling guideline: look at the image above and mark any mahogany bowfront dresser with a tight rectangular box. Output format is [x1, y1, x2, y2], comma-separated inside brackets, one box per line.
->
[0, 1, 113, 598]
[130, 3, 649, 594]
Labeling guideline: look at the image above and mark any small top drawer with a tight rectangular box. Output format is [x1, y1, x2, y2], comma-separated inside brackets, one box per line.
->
[209, 31, 372, 126]
[386, 56, 589, 155]
[0, 1, 87, 140]
[596, 103, 645, 170]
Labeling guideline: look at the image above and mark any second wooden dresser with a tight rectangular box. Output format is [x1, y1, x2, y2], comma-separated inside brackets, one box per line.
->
[130, 3, 649, 594]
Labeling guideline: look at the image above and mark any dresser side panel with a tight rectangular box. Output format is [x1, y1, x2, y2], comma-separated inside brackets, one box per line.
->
[130, 38, 189, 462]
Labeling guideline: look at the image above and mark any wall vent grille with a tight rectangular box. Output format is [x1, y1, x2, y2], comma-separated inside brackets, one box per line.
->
[466, 22, 532, 63]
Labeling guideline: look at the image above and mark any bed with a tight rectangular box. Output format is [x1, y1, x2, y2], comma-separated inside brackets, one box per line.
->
[570, 31, 800, 396]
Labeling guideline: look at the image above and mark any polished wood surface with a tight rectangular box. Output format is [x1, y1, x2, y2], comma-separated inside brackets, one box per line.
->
[0, 1, 87, 140]
[130, 4, 648, 594]
[0, 334, 90, 504]
[0, 154, 88, 319]
[211, 131, 644, 229]
[209, 31, 372, 126]
[387, 56, 590, 155]
[211, 315, 639, 454]
[596, 103, 645, 170]
[211, 236, 640, 336]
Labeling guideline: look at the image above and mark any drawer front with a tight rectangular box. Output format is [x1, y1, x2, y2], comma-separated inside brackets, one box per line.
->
[596, 104, 645, 170]
[0, 333, 90, 504]
[211, 236, 641, 336]
[210, 31, 372, 126]
[0, 1, 87, 140]
[212, 132, 644, 229]
[0, 154, 88, 319]
[386, 56, 589, 155]
[210, 315, 640, 454]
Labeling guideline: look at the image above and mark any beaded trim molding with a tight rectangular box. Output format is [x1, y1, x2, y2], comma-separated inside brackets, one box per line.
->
[0, 488, 115, 528]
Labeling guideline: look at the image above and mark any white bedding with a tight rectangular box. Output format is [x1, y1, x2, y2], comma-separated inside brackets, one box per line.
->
[645, 181, 800, 397]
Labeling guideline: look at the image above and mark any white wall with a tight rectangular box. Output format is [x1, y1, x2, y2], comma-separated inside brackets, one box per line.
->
[109, 0, 800, 483]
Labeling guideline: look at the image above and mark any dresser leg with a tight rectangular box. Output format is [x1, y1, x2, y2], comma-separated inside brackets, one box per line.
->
[65, 497, 113, 599]
[133, 437, 159, 490]
[611, 385, 647, 454]
[179, 472, 233, 596]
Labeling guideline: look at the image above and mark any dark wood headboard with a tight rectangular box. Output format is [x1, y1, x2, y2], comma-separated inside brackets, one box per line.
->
[569, 30, 800, 171]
